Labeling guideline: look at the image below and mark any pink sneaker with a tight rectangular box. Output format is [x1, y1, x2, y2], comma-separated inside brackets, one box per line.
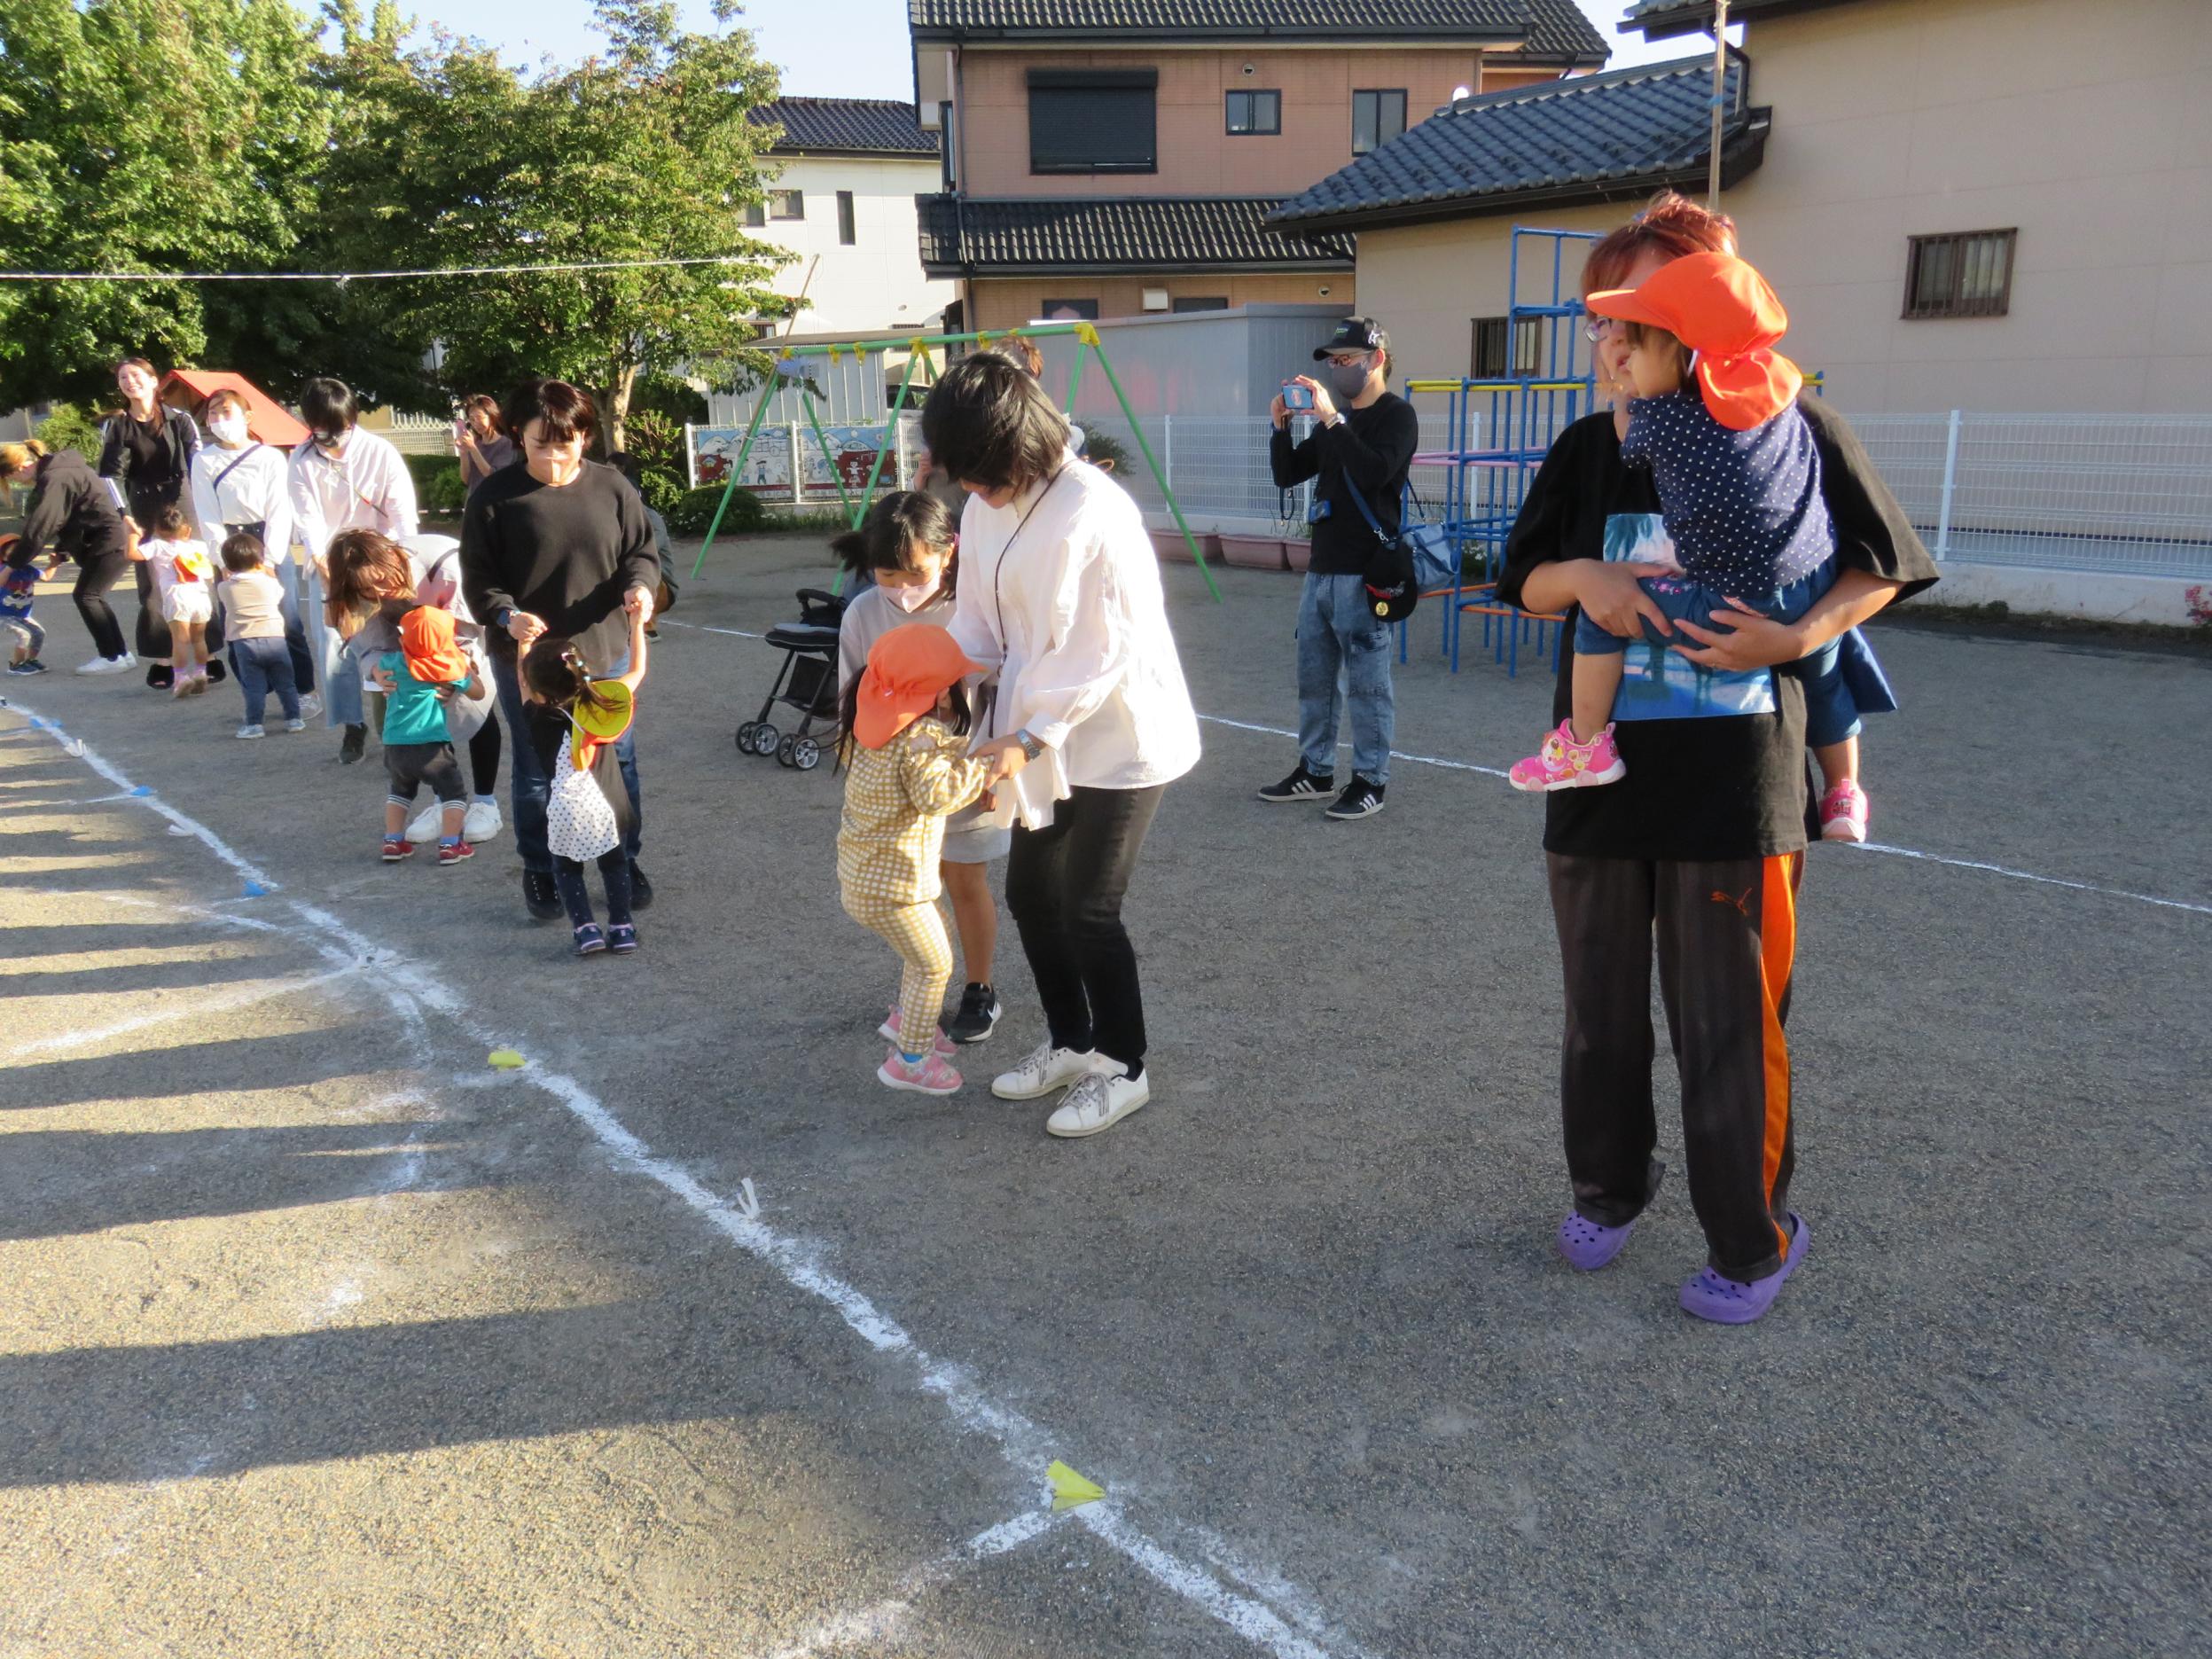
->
[1509, 720, 1626, 793]
[878, 1006, 957, 1058]
[877, 1046, 963, 1095]
[1820, 779, 1869, 842]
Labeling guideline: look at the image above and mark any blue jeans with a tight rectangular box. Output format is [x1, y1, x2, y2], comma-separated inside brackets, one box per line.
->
[229, 635, 301, 725]
[1296, 573, 1395, 786]
[491, 652, 642, 876]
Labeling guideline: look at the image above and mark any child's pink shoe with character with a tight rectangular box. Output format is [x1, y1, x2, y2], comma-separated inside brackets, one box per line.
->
[1510, 720, 1626, 793]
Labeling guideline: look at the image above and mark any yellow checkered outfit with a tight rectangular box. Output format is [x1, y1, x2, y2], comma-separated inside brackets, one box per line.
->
[838, 717, 994, 1055]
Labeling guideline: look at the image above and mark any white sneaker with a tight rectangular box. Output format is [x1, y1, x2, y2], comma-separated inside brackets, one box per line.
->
[235, 724, 266, 740]
[405, 802, 442, 841]
[282, 717, 306, 733]
[297, 692, 323, 719]
[1046, 1070, 1151, 1139]
[463, 798, 504, 841]
[75, 653, 136, 676]
[991, 1041, 1114, 1101]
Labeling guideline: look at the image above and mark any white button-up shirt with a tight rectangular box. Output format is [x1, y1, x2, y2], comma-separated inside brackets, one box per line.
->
[189, 442, 295, 566]
[949, 453, 1200, 829]
[287, 427, 418, 564]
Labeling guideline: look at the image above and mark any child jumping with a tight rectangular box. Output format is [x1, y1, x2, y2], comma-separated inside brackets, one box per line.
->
[838, 623, 996, 1096]
[520, 606, 649, 957]
[378, 605, 480, 866]
[216, 531, 303, 737]
[835, 490, 1011, 1045]
[1510, 252, 1875, 840]
[134, 504, 215, 698]
[0, 539, 44, 675]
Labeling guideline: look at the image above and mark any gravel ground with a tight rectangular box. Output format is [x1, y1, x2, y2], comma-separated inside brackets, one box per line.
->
[3, 532, 2207, 1658]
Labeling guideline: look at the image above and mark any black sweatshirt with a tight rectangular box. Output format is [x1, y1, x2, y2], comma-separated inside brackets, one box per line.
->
[98, 408, 199, 525]
[9, 450, 132, 569]
[459, 460, 660, 671]
[1268, 393, 1421, 576]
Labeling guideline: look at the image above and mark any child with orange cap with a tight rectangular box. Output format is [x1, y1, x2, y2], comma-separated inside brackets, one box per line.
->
[837, 623, 997, 1095]
[377, 605, 481, 866]
[1511, 251, 1874, 838]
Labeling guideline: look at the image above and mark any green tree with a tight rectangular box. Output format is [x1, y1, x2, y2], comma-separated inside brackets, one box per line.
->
[319, 0, 788, 450]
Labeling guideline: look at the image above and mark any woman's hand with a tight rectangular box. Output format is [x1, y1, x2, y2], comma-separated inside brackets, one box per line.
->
[1572, 560, 1672, 639]
[970, 735, 1030, 787]
[370, 665, 397, 693]
[1669, 599, 1808, 671]
[506, 609, 546, 647]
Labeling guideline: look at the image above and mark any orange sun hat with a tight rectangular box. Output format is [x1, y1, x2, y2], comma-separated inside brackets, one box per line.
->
[399, 605, 470, 684]
[855, 623, 985, 751]
[1584, 250, 1804, 431]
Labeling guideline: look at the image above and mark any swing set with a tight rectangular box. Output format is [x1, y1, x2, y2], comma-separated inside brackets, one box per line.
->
[686, 321, 1221, 601]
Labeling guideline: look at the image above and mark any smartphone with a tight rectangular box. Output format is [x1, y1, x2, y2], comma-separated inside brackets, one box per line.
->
[1281, 381, 1316, 412]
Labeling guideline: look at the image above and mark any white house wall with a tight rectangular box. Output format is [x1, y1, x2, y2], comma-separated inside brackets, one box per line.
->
[756, 154, 957, 339]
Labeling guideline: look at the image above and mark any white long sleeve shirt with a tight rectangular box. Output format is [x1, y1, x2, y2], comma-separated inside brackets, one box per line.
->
[948, 452, 1200, 830]
[287, 428, 418, 565]
[190, 442, 296, 567]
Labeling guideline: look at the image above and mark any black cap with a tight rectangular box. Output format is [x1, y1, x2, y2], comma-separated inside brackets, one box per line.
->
[1314, 317, 1387, 361]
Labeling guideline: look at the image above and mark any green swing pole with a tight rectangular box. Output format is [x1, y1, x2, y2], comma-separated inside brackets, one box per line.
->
[798, 393, 857, 526]
[689, 387, 777, 579]
[1084, 325, 1220, 601]
[1062, 336, 1090, 411]
[832, 342, 931, 597]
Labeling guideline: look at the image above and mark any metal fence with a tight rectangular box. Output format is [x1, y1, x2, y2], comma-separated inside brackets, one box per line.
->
[1848, 411, 2212, 578]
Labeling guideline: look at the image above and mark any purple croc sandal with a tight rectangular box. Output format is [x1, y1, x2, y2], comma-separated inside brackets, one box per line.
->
[1679, 1212, 1809, 1325]
[1557, 1163, 1663, 1272]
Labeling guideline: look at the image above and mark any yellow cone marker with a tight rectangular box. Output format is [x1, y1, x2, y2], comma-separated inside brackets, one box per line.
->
[1046, 1460, 1105, 1512]
[488, 1049, 527, 1070]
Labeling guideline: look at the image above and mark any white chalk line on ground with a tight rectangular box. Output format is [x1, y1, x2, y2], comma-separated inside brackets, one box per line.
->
[10, 963, 365, 1059]
[2, 700, 1362, 1659]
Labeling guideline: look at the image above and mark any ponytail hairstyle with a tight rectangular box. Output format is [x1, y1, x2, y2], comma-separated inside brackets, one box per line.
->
[152, 503, 191, 538]
[830, 489, 958, 598]
[0, 439, 50, 481]
[522, 634, 625, 723]
[323, 528, 416, 627]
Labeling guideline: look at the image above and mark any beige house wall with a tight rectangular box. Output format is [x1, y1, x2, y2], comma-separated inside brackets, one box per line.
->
[967, 272, 1352, 334]
[1348, 0, 2212, 415]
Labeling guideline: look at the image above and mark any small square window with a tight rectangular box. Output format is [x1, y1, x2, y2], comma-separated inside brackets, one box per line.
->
[745, 200, 767, 229]
[1353, 90, 1407, 156]
[1470, 315, 1544, 379]
[1039, 298, 1099, 321]
[1226, 90, 1281, 136]
[1172, 296, 1230, 313]
[770, 189, 804, 221]
[1904, 229, 2015, 319]
[836, 191, 856, 247]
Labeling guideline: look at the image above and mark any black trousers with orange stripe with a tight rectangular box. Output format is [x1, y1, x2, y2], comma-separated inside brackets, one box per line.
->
[1546, 852, 1803, 1282]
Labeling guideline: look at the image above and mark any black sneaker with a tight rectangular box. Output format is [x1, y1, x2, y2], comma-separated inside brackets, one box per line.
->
[524, 870, 563, 920]
[339, 723, 366, 764]
[146, 662, 174, 691]
[946, 982, 1002, 1045]
[1325, 778, 1386, 821]
[1257, 763, 1334, 804]
[628, 864, 654, 910]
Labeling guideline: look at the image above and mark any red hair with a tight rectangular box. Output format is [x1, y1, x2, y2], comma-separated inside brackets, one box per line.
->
[1583, 192, 1739, 296]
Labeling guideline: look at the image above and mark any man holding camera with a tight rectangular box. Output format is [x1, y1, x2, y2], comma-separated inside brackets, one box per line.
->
[1259, 317, 1420, 822]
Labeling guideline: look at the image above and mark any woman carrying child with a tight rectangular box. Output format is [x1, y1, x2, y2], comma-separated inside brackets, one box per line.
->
[835, 491, 1009, 1046]
[215, 531, 304, 737]
[519, 606, 650, 957]
[130, 504, 216, 697]
[1494, 193, 1937, 1325]
[838, 624, 997, 1094]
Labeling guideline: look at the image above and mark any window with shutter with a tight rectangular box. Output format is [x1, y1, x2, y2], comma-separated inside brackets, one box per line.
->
[1029, 69, 1158, 174]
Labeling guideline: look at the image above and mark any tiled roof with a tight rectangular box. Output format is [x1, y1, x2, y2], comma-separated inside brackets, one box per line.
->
[916, 196, 1354, 275]
[910, 0, 1531, 43]
[1517, 0, 1612, 64]
[1623, 0, 1862, 39]
[749, 98, 939, 157]
[1269, 55, 1765, 230]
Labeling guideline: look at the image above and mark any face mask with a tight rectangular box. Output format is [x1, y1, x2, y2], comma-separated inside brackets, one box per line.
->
[885, 580, 938, 613]
[1326, 356, 1372, 399]
[208, 414, 248, 446]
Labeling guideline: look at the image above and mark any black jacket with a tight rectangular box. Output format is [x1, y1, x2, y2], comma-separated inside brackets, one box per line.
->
[1268, 393, 1420, 576]
[459, 460, 660, 671]
[98, 406, 200, 525]
[10, 450, 131, 569]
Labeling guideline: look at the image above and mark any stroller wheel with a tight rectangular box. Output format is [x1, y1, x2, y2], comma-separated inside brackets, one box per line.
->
[791, 736, 822, 771]
[752, 723, 781, 756]
[776, 735, 797, 767]
[736, 720, 757, 752]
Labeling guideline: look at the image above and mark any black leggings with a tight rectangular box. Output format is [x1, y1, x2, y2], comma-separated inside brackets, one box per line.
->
[1004, 783, 1167, 1074]
[70, 547, 131, 661]
[555, 849, 633, 930]
[467, 712, 502, 796]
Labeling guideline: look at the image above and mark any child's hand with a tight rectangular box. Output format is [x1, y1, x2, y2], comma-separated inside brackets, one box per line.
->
[370, 666, 397, 693]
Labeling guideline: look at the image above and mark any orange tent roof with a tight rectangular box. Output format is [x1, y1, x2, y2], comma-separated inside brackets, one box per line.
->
[159, 370, 309, 449]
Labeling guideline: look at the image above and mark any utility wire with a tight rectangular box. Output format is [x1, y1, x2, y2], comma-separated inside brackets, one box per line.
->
[0, 254, 757, 283]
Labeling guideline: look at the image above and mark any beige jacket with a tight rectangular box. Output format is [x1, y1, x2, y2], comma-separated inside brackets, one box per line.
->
[836, 716, 994, 910]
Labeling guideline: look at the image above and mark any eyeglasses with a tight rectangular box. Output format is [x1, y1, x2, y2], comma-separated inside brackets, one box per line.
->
[1581, 317, 1620, 344]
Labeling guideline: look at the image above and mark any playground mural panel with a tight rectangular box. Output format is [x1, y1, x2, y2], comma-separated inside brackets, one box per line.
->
[690, 424, 901, 495]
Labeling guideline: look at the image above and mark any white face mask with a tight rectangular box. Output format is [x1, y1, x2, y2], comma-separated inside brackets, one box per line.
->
[208, 414, 248, 446]
[884, 581, 937, 613]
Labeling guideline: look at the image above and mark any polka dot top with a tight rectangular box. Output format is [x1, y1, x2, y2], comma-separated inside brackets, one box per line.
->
[1620, 390, 1836, 591]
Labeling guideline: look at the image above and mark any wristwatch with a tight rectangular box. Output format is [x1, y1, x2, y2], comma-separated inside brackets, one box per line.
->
[493, 606, 514, 631]
[1015, 728, 1046, 763]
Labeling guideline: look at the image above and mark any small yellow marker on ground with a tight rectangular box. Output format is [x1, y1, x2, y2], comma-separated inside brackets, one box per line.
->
[1046, 1460, 1106, 1512]
[488, 1049, 526, 1070]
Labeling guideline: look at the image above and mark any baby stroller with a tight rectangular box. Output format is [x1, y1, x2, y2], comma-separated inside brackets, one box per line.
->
[738, 587, 846, 771]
